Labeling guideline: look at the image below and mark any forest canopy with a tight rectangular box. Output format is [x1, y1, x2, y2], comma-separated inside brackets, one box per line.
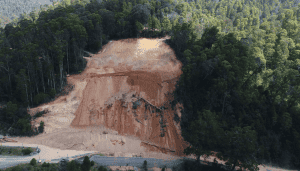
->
[0, 0, 300, 170]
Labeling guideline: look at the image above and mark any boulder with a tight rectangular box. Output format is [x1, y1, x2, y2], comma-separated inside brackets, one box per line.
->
[121, 137, 126, 144]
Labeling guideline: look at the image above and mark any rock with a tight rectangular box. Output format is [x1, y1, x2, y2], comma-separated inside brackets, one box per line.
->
[119, 140, 125, 146]
[111, 130, 118, 135]
[121, 137, 126, 144]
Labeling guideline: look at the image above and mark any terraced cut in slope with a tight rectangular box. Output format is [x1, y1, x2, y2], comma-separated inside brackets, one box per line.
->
[12, 35, 198, 161]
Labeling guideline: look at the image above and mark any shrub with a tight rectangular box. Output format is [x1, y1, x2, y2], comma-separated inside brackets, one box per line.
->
[59, 158, 69, 171]
[102, 34, 106, 42]
[67, 160, 80, 171]
[2, 129, 7, 136]
[15, 118, 32, 135]
[142, 160, 148, 171]
[19, 166, 29, 171]
[33, 93, 50, 106]
[22, 147, 33, 155]
[132, 100, 141, 109]
[38, 121, 44, 133]
[91, 161, 95, 166]
[11, 148, 19, 155]
[42, 162, 51, 168]
[173, 113, 180, 123]
[11, 165, 22, 171]
[98, 166, 107, 171]
[162, 167, 166, 171]
[34, 112, 43, 118]
[49, 88, 56, 98]
[30, 158, 37, 166]
[81, 156, 91, 171]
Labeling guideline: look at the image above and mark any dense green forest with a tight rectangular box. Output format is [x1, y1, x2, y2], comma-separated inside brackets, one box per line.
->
[0, 0, 300, 170]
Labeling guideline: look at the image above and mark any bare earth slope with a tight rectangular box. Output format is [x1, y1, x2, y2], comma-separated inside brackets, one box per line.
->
[13, 35, 197, 161]
[8, 36, 297, 171]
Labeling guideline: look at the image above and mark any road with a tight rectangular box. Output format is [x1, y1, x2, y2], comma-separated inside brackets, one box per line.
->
[71, 155, 192, 170]
[0, 142, 194, 170]
[0, 142, 99, 170]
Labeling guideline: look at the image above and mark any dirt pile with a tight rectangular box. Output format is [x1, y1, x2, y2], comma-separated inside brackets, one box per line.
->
[0, 136, 18, 143]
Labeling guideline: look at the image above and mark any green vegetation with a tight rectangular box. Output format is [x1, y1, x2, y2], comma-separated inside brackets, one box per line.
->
[0, 146, 36, 156]
[0, 153, 235, 171]
[33, 111, 44, 118]
[156, 108, 161, 113]
[30, 158, 37, 167]
[33, 93, 50, 106]
[142, 160, 148, 171]
[0, 156, 112, 171]
[0, 0, 299, 170]
[97, 165, 108, 171]
[81, 156, 91, 171]
[22, 147, 34, 156]
[39, 121, 45, 133]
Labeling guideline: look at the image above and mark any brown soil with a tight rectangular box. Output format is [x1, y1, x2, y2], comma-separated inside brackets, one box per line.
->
[12, 35, 197, 161]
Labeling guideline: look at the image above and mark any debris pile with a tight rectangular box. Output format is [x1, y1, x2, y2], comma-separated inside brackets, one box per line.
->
[0, 136, 18, 143]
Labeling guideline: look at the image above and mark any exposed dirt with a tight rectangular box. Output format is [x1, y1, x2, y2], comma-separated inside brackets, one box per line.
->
[12, 35, 197, 161]
[7, 35, 297, 171]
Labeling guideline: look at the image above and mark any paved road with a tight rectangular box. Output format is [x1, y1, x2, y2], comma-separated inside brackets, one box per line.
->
[72, 155, 191, 170]
[0, 142, 194, 170]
